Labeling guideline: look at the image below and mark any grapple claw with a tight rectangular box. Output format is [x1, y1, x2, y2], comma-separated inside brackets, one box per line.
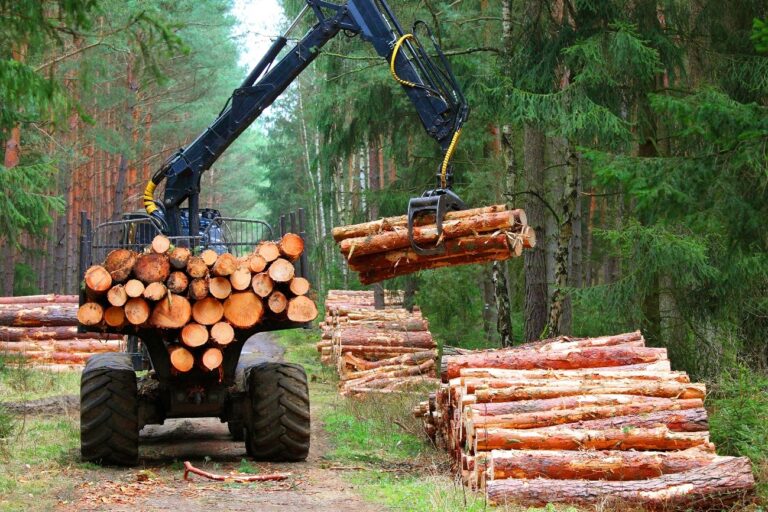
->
[407, 188, 466, 256]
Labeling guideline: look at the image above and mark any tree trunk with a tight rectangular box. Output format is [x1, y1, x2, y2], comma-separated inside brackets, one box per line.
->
[523, 126, 548, 341]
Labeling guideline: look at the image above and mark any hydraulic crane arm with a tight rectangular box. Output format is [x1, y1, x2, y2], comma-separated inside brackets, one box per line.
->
[145, 0, 469, 254]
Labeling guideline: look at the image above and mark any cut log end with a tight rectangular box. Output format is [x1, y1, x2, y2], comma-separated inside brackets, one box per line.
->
[278, 233, 304, 260]
[230, 267, 252, 291]
[85, 265, 112, 294]
[151, 235, 171, 254]
[248, 254, 267, 273]
[209, 277, 232, 300]
[251, 272, 274, 298]
[169, 247, 191, 269]
[210, 321, 235, 345]
[103, 306, 126, 328]
[257, 241, 280, 262]
[201, 347, 224, 371]
[287, 296, 318, 323]
[200, 249, 218, 267]
[181, 322, 209, 348]
[212, 253, 237, 277]
[124, 298, 150, 326]
[170, 346, 194, 373]
[77, 302, 104, 326]
[124, 279, 145, 298]
[167, 272, 189, 294]
[107, 285, 128, 307]
[133, 253, 170, 284]
[191, 296, 224, 326]
[267, 291, 288, 314]
[103, 249, 137, 283]
[186, 256, 209, 279]
[289, 277, 311, 296]
[188, 277, 210, 301]
[223, 291, 264, 329]
[149, 294, 191, 329]
[143, 282, 167, 301]
[268, 258, 295, 283]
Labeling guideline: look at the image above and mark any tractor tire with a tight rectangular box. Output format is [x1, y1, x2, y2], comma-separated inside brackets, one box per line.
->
[80, 353, 139, 466]
[245, 362, 310, 462]
[228, 421, 245, 441]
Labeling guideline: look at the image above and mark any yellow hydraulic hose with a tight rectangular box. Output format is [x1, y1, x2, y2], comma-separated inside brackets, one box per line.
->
[143, 180, 158, 215]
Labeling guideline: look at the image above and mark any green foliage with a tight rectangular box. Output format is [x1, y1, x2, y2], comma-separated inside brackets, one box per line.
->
[13, 263, 39, 296]
[754, 18, 768, 52]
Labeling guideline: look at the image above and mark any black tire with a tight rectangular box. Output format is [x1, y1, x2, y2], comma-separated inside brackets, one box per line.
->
[228, 421, 245, 441]
[245, 362, 310, 462]
[80, 353, 139, 466]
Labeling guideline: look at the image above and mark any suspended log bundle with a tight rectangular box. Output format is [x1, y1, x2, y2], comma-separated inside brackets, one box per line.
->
[332, 205, 535, 284]
[76, 233, 317, 373]
[0, 296, 123, 366]
[411, 331, 755, 509]
[318, 289, 439, 396]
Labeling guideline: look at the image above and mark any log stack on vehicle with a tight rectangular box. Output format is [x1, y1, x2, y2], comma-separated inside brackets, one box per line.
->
[332, 205, 534, 284]
[0, 294, 123, 367]
[318, 290, 439, 395]
[412, 331, 755, 509]
[76, 233, 318, 373]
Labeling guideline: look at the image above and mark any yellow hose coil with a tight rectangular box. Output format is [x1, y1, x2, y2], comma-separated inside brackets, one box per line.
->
[143, 180, 158, 215]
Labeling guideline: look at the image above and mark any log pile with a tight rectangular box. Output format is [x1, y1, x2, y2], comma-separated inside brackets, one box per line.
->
[317, 290, 439, 395]
[77, 233, 318, 374]
[0, 294, 123, 367]
[412, 331, 755, 509]
[332, 205, 535, 284]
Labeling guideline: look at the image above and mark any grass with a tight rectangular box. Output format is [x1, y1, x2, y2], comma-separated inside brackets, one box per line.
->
[0, 356, 80, 402]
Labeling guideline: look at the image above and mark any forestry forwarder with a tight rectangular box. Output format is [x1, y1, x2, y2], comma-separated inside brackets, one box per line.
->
[79, 0, 469, 465]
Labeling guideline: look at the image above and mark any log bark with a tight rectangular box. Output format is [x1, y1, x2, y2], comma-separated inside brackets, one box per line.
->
[336, 329, 435, 348]
[169, 247, 191, 270]
[200, 249, 218, 267]
[257, 242, 280, 262]
[107, 285, 128, 307]
[149, 294, 191, 329]
[223, 291, 264, 328]
[104, 306, 126, 328]
[267, 291, 288, 314]
[186, 256, 208, 278]
[0, 294, 78, 304]
[181, 322, 209, 348]
[251, 272, 274, 298]
[230, 266, 252, 291]
[151, 235, 171, 254]
[279, 233, 304, 261]
[209, 276, 232, 299]
[341, 350, 435, 371]
[143, 282, 167, 301]
[210, 321, 235, 345]
[167, 271, 189, 294]
[188, 277, 209, 301]
[0, 326, 122, 341]
[84, 266, 112, 295]
[458, 367, 688, 383]
[212, 253, 237, 277]
[191, 297, 224, 326]
[133, 253, 170, 284]
[342, 210, 527, 259]
[248, 254, 267, 273]
[268, 258, 295, 283]
[473, 381, 705, 402]
[468, 394, 698, 417]
[442, 345, 668, 382]
[289, 277, 311, 296]
[485, 457, 754, 508]
[286, 296, 318, 323]
[103, 250, 136, 283]
[201, 347, 223, 371]
[124, 279, 145, 298]
[124, 298, 150, 325]
[77, 303, 103, 326]
[169, 346, 194, 373]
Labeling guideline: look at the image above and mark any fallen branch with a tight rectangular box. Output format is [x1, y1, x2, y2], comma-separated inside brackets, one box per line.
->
[182, 461, 290, 483]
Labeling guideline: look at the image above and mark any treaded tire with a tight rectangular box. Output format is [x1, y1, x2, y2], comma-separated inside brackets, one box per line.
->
[245, 362, 310, 462]
[228, 421, 245, 441]
[80, 353, 139, 466]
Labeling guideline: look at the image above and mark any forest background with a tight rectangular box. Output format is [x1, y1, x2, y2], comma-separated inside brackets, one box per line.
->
[2, 0, 768, 478]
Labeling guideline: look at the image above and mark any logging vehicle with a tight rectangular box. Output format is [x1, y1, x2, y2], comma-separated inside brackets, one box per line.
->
[78, 0, 469, 465]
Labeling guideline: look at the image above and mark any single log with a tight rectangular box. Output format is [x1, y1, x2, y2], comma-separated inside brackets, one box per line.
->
[10, 351, 91, 365]
[167, 271, 189, 294]
[143, 282, 167, 301]
[342, 310, 422, 322]
[488, 446, 722, 481]
[0, 294, 78, 305]
[442, 345, 668, 382]
[341, 351, 435, 371]
[149, 294, 191, 329]
[124, 298, 151, 325]
[212, 253, 238, 277]
[181, 322, 209, 348]
[0, 340, 122, 353]
[133, 253, 170, 284]
[251, 272, 274, 298]
[332, 204, 509, 241]
[326, 318, 429, 333]
[191, 297, 224, 326]
[183, 461, 289, 483]
[343, 359, 436, 387]
[209, 277, 232, 299]
[151, 235, 171, 254]
[104, 306, 126, 328]
[77, 303, 103, 326]
[474, 426, 709, 452]
[458, 367, 688, 383]
[485, 457, 755, 508]
[288, 277, 311, 296]
[210, 321, 235, 345]
[336, 329, 435, 348]
[461, 375, 688, 394]
[342, 209, 527, 259]
[473, 381, 705, 403]
[467, 399, 704, 431]
[230, 266, 252, 291]
[124, 279, 145, 298]
[188, 277, 210, 301]
[201, 347, 224, 371]
[257, 241, 281, 262]
[200, 249, 218, 267]
[103, 249, 137, 283]
[537, 408, 708, 432]
[268, 258, 295, 283]
[84, 265, 112, 295]
[248, 254, 267, 273]
[0, 326, 123, 341]
[107, 285, 128, 307]
[223, 291, 264, 329]
[186, 256, 208, 278]
[286, 296, 318, 323]
[267, 291, 288, 314]
[169, 346, 194, 373]
[278, 233, 304, 261]
[336, 346, 426, 355]
[169, 247, 191, 270]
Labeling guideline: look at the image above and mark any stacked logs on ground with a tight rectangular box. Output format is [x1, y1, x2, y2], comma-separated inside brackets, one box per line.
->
[318, 289, 439, 396]
[0, 295, 124, 365]
[332, 205, 535, 284]
[77, 233, 318, 374]
[411, 331, 755, 509]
